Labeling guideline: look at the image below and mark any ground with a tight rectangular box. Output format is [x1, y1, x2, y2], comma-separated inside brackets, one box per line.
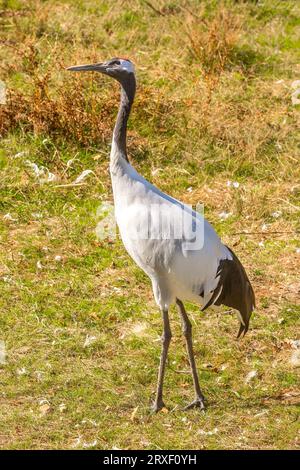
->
[0, 0, 299, 450]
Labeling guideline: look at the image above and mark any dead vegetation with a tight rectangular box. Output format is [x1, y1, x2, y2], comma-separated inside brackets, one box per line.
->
[185, 7, 241, 77]
[0, 46, 116, 145]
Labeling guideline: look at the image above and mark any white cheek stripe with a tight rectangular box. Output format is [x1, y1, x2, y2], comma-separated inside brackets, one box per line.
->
[120, 59, 135, 73]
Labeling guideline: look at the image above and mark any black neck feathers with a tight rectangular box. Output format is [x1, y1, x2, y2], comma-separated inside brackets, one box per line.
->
[113, 75, 136, 162]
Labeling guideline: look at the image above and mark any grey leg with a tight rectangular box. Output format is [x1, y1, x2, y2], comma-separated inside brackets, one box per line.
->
[176, 299, 205, 410]
[152, 309, 172, 412]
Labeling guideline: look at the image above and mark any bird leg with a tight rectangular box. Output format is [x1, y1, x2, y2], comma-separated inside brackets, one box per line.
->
[152, 309, 172, 413]
[176, 299, 205, 410]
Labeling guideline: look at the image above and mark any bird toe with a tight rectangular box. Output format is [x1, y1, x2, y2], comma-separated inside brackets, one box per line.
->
[151, 400, 166, 413]
[183, 396, 206, 411]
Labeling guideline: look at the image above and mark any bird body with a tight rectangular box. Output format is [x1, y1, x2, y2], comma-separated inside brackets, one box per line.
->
[67, 57, 255, 411]
[110, 145, 232, 312]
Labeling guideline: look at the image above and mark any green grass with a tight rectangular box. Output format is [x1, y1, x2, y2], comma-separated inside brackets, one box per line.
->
[0, 0, 299, 450]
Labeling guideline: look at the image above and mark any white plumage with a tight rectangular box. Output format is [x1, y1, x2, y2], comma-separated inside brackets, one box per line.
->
[110, 139, 232, 312]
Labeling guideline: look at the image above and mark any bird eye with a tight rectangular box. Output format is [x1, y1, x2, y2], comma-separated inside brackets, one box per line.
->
[110, 59, 120, 66]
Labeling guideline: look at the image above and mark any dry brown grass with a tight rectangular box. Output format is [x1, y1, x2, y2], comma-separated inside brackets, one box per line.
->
[185, 6, 241, 78]
[0, 48, 115, 145]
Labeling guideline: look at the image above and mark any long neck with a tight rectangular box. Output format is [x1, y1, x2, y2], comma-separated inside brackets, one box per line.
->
[112, 75, 136, 163]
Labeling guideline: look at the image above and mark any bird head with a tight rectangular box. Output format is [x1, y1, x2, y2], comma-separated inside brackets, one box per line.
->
[67, 57, 135, 84]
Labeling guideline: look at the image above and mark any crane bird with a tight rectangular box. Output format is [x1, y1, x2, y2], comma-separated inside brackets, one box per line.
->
[67, 58, 255, 412]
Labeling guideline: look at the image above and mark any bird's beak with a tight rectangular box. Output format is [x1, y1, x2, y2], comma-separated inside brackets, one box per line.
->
[66, 62, 107, 73]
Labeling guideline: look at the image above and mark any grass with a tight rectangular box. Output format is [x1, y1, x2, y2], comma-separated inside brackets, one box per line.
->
[0, 0, 299, 450]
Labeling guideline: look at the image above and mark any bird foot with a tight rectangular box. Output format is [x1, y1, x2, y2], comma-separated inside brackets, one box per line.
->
[151, 399, 166, 413]
[184, 396, 206, 411]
